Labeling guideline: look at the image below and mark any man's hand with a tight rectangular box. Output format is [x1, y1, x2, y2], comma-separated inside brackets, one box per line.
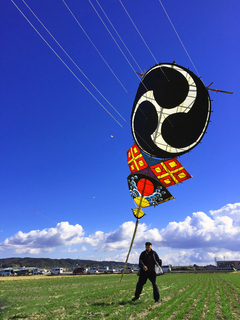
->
[143, 266, 148, 271]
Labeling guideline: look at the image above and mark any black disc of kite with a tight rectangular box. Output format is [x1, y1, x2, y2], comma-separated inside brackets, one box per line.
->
[131, 63, 211, 159]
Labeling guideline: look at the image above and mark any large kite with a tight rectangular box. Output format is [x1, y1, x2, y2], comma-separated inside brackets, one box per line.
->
[117, 62, 232, 288]
[127, 62, 211, 218]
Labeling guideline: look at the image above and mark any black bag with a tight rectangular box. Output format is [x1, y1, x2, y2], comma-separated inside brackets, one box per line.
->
[155, 262, 164, 276]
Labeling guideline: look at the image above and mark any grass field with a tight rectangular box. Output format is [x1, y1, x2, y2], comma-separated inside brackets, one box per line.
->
[1, 272, 240, 319]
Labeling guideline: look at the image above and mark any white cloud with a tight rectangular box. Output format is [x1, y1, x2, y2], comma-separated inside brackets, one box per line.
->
[85, 231, 105, 246]
[95, 222, 136, 252]
[1, 203, 240, 265]
[61, 248, 78, 253]
[0, 222, 85, 254]
[159, 249, 216, 266]
[79, 246, 87, 252]
[160, 248, 240, 267]
[159, 210, 240, 252]
[210, 203, 240, 223]
[105, 250, 140, 264]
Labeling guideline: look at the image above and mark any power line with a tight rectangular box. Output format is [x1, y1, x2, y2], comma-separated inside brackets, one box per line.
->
[158, 0, 200, 77]
[118, 0, 169, 81]
[62, 0, 128, 93]
[11, 0, 128, 131]
[89, 0, 143, 80]
[21, 0, 127, 123]
[95, 0, 143, 74]
[118, 0, 158, 64]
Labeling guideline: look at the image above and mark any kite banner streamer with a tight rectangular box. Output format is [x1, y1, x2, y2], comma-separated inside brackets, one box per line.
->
[113, 62, 212, 299]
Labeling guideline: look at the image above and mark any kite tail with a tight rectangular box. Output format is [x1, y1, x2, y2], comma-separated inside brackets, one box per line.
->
[110, 217, 139, 304]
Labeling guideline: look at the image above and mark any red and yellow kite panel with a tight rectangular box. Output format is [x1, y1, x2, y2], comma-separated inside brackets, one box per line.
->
[127, 144, 148, 173]
[127, 144, 192, 187]
[150, 158, 192, 188]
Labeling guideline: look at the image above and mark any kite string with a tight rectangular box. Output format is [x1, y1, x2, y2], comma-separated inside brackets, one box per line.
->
[11, 0, 131, 132]
[158, 0, 200, 77]
[110, 217, 139, 305]
[33, 210, 57, 224]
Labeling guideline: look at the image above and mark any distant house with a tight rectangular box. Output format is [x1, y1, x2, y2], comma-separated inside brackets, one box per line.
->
[205, 264, 217, 270]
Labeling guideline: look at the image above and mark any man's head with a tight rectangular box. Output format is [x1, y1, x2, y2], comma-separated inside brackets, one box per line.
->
[145, 242, 152, 252]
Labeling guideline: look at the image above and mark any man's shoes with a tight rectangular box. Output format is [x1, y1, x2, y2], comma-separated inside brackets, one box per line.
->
[155, 300, 161, 304]
[132, 297, 140, 301]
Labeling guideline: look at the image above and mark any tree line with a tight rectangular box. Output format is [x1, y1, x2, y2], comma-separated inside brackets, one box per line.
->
[0, 257, 136, 269]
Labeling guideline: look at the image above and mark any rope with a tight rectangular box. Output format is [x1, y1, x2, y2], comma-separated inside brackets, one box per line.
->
[110, 164, 155, 304]
[62, 0, 128, 93]
[110, 217, 139, 305]
[158, 0, 200, 77]
[11, 0, 129, 131]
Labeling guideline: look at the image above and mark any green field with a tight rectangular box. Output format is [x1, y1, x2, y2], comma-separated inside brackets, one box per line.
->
[1, 272, 240, 319]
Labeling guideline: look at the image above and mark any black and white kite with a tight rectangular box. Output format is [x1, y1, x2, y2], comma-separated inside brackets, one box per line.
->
[131, 63, 212, 159]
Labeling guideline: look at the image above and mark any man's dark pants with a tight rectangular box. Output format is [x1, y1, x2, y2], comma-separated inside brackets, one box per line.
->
[134, 271, 160, 301]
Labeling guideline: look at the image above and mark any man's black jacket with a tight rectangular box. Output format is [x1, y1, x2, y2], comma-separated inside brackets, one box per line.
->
[139, 250, 162, 271]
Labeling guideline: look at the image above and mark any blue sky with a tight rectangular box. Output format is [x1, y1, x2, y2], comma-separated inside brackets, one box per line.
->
[1, 0, 240, 266]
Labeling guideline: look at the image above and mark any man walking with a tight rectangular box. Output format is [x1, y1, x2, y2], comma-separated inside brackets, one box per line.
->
[132, 242, 162, 303]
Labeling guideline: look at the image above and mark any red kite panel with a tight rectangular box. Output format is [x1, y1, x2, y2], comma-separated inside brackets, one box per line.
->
[127, 144, 148, 173]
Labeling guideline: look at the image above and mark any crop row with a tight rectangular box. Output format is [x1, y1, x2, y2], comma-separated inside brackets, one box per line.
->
[0, 273, 240, 319]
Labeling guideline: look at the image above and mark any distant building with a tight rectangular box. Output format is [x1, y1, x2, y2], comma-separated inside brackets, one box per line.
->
[217, 260, 240, 270]
[205, 264, 217, 270]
